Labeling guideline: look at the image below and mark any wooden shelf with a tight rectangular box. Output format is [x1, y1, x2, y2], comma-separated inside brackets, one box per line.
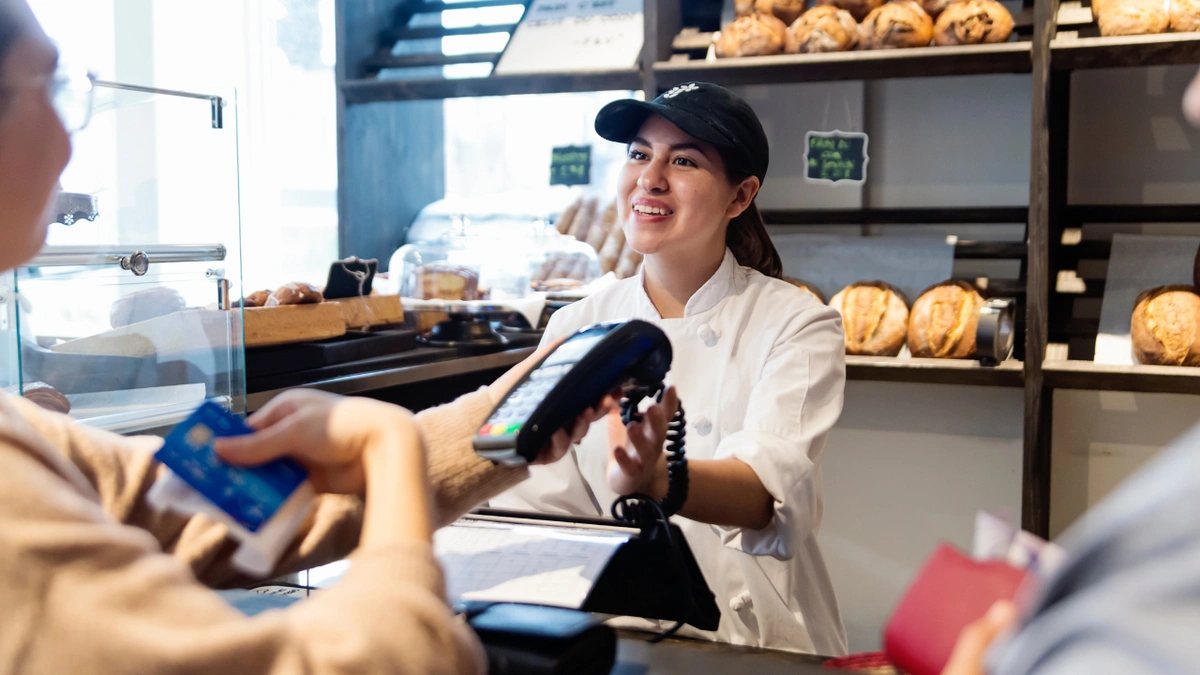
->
[1065, 204, 1200, 223]
[341, 70, 643, 103]
[846, 355, 1025, 387]
[653, 42, 1032, 88]
[1043, 359, 1200, 394]
[1051, 32, 1200, 70]
[762, 206, 1028, 225]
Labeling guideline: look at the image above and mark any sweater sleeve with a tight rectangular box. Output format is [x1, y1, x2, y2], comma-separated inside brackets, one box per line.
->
[10, 388, 527, 587]
[416, 387, 529, 528]
[0, 434, 485, 675]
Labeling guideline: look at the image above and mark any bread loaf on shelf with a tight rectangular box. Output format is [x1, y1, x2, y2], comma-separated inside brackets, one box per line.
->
[242, 290, 272, 308]
[760, 0, 809, 24]
[921, 0, 957, 19]
[556, 195, 584, 235]
[908, 280, 984, 359]
[598, 217, 628, 275]
[859, 1, 935, 49]
[830, 281, 910, 357]
[1095, 0, 1169, 36]
[1131, 285, 1200, 367]
[716, 13, 790, 57]
[818, 0, 886, 23]
[784, 277, 828, 304]
[266, 282, 324, 307]
[737, 0, 775, 16]
[567, 196, 601, 242]
[933, 0, 1014, 44]
[787, 6, 861, 53]
[586, 201, 618, 251]
[1174, 0, 1200, 38]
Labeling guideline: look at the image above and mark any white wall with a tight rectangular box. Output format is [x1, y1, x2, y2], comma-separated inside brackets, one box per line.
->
[741, 67, 1200, 652]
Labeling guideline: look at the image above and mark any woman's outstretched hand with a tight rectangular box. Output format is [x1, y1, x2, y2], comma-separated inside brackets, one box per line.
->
[606, 386, 679, 499]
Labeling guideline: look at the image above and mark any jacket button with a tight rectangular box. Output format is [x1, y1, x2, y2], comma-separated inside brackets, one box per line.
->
[693, 416, 712, 436]
[696, 324, 719, 347]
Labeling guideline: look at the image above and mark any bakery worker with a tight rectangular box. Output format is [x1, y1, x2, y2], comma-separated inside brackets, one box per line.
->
[491, 82, 850, 656]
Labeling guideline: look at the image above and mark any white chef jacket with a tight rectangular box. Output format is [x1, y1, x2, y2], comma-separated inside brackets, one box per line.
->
[492, 249, 849, 655]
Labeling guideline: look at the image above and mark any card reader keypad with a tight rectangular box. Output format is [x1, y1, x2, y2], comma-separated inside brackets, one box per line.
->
[478, 363, 573, 438]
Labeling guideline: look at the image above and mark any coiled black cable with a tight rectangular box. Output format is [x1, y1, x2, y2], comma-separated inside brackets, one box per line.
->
[610, 383, 694, 642]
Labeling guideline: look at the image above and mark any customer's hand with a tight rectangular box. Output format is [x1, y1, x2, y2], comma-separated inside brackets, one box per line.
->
[941, 600, 1018, 675]
[215, 389, 423, 496]
[606, 386, 679, 499]
[490, 342, 622, 466]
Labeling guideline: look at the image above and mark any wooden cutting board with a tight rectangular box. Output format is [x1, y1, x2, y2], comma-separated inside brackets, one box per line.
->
[331, 294, 404, 330]
[243, 303, 346, 347]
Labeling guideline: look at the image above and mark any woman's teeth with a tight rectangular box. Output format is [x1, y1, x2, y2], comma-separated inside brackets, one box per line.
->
[634, 205, 671, 216]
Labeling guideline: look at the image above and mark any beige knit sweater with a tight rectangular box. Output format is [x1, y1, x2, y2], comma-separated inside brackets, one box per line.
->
[0, 388, 527, 674]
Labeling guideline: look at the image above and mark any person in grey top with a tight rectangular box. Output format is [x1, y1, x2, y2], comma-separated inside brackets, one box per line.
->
[942, 67, 1200, 675]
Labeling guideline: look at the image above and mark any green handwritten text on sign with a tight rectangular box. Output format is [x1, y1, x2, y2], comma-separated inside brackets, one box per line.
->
[804, 131, 868, 185]
[550, 145, 592, 186]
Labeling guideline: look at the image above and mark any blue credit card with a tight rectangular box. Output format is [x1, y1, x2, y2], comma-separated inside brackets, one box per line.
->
[155, 402, 308, 533]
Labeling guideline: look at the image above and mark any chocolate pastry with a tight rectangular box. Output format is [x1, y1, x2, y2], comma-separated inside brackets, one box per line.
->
[1131, 285, 1200, 367]
[830, 281, 911, 357]
[859, 1, 935, 48]
[716, 13, 789, 57]
[907, 280, 985, 359]
[22, 382, 70, 414]
[787, 6, 861, 52]
[1095, 0, 1169, 35]
[784, 277, 828, 304]
[1171, 0, 1200, 33]
[933, 0, 1015, 44]
[266, 282, 324, 307]
[818, 0, 887, 23]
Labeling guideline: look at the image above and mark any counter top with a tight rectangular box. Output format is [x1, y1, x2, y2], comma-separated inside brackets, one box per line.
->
[615, 631, 828, 674]
[246, 346, 536, 412]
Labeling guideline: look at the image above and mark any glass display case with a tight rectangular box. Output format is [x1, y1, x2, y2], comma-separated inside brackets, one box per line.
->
[0, 80, 244, 434]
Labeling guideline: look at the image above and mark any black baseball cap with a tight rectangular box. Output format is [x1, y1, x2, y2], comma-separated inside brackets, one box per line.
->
[594, 81, 769, 184]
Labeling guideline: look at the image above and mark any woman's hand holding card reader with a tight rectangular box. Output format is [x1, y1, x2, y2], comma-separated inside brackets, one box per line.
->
[475, 320, 672, 466]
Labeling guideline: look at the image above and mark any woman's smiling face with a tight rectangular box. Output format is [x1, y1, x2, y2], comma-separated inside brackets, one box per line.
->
[617, 114, 754, 262]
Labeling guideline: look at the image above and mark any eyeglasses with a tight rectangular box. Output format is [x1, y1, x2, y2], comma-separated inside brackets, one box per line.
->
[0, 66, 95, 134]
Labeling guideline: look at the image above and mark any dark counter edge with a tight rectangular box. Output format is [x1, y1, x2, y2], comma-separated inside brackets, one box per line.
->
[246, 347, 537, 412]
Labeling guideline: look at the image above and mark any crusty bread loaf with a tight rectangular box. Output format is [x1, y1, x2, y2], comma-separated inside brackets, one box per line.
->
[266, 282, 324, 307]
[859, 1, 934, 49]
[787, 6, 860, 52]
[761, 0, 808, 24]
[1194, 244, 1200, 288]
[1171, 0, 1200, 31]
[737, 0, 774, 16]
[22, 382, 70, 414]
[933, 0, 1014, 44]
[716, 13, 789, 57]
[614, 242, 643, 279]
[598, 218, 627, 275]
[556, 196, 583, 234]
[567, 196, 601, 242]
[586, 201, 618, 251]
[109, 287, 187, 329]
[1095, 0, 1169, 35]
[242, 290, 271, 308]
[908, 280, 984, 359]
[1131, 285, 1200, 367]
[783, 277, 827, 304]
[921, 0, 957, 18]
[829, 281, 910, 356]
[818, 0, 886, 23]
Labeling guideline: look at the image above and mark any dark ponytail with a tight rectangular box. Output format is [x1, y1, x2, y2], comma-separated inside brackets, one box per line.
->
[726, 200, 783, 279]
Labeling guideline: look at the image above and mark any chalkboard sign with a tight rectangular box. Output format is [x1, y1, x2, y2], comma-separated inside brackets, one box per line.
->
[804, 131, 869, 185]
[550, 145, 592, 186]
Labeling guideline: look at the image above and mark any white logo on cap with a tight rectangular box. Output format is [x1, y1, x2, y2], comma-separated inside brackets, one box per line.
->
[663, 83, 699, 99]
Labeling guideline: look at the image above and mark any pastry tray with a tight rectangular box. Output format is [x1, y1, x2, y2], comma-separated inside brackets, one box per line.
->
[247, 327, 419, 379]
